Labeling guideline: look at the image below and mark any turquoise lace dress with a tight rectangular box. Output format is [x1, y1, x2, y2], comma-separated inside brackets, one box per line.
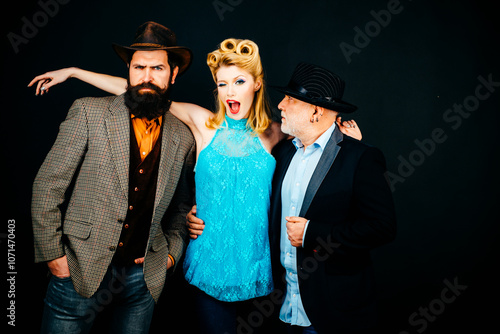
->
[183, 117, 275, 302]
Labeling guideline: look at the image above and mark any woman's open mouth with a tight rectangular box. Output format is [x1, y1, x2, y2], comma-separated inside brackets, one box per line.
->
[227, 100, 241, 114]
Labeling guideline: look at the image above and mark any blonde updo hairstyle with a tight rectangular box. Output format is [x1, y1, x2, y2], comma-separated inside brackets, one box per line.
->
[206, 38, 272, 134]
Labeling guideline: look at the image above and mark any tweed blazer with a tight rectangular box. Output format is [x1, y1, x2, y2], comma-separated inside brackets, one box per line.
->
[32, 94, 195, 302]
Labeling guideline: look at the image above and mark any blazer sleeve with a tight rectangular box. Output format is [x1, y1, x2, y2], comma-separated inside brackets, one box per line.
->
[304, 147, 397, 252]
[31, 99, 89, 263]
[162, 140, 195, 272]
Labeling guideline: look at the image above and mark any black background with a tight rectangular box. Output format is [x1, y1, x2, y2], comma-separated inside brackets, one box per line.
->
[2, 0, 499, 333]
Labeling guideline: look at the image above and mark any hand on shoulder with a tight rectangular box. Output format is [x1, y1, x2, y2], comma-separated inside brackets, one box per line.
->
[337, 116, 362, 140]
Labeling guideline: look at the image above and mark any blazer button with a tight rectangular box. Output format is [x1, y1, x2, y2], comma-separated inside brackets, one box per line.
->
[109, 246, 116, 251]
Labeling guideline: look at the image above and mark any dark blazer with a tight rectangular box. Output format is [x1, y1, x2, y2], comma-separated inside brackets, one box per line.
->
[270, 126, 396, 333]
[32, 94, 195, 302]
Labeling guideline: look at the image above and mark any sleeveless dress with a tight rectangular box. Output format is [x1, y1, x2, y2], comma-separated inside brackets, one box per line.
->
[183, 117, 276, 302]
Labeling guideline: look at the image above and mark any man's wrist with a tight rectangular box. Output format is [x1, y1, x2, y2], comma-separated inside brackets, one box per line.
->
[168, 254, 175, 267]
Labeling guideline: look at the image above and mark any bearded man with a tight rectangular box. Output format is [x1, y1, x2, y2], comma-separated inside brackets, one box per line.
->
[32, 22, 195, 334]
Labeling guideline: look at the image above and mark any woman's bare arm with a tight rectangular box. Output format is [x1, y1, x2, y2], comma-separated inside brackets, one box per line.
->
[28, 67, 127, 95]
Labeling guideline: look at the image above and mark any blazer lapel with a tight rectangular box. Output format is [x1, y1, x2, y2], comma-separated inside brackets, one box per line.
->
[270, 141, 296, 246]
[299, 126, 343, 217]
[276, 143, 296, 203]
[145, 112, 183, 245]
[152, 112, 181, 221]
[104, 95, 130, 198]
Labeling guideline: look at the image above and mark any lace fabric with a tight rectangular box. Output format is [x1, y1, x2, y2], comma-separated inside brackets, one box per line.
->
[183, 117, 276, 302]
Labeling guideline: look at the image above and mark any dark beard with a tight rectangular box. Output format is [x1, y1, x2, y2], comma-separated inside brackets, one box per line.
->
[124, 81, 172, 120]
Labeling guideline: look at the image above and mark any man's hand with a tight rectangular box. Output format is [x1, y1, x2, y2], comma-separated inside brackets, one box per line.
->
[133, 256, 172, 269]
[286, 216, 308, 247]
[186, 205, 205, 239]
[47, 255, 70, 278]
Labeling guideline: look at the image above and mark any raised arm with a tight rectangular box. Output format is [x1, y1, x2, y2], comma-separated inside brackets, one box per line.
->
[28, 67, 127, 96]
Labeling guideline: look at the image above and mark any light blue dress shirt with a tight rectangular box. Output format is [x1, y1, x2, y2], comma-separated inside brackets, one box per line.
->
[279, 123, 336, 326]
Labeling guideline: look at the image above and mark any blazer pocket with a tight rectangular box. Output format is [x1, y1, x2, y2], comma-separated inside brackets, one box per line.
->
[63, 220, 93, 240]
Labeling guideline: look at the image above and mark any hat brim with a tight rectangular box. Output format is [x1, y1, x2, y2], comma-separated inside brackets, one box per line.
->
[112, 44, 193, 75]
[271, 85, 357, 113]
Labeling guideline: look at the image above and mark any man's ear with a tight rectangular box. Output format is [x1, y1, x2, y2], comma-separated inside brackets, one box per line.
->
[314, 106, 325, 116]
[171, 66, 180, 84]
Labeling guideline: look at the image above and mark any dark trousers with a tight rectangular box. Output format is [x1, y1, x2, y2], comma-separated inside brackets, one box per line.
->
[193, 287, 280, 334]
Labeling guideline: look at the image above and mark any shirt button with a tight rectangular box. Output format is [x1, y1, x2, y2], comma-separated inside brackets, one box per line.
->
[109, 246, 116, 251]
[142, 151, 146, 156]
[129, 205, 134, 210]
[293, 294, 296, 298]
[118, 242, 124, 247]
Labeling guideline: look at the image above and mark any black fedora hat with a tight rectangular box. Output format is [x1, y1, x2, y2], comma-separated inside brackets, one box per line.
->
[112, 21, 193, 75]
[272, 62, 357, 113]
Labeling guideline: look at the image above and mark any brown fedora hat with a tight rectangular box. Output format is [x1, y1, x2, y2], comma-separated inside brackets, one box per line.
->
[112, 21, 193, 75]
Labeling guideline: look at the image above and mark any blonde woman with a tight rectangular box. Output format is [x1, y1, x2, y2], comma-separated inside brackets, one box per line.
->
[29, 38, 361, 333]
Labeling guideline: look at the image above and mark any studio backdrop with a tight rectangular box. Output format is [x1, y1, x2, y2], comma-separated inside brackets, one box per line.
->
[2, 0, 499, 333]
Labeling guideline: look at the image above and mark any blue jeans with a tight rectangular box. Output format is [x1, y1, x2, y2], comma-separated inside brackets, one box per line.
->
[40, 264, 154, 334]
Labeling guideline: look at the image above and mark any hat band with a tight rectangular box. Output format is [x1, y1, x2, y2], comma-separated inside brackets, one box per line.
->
[289, 81, 336, 103]
[130, 42, 166, 48]
[289, 81, 309, 96]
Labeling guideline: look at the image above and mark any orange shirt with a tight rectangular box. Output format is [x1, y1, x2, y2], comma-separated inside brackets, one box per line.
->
[131, 115, 162, 161]
[129, 114, 175, 266]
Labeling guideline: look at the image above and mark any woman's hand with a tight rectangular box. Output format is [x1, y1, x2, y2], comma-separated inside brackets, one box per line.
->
[28, 67, 76, 95]
[337, 116, 362, 140]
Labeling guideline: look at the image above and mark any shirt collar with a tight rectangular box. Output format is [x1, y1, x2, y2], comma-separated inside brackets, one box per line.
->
[292, 122, 336, 151]
[130, 114, 163, 126]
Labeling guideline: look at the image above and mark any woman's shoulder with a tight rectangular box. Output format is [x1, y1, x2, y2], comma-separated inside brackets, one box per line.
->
[169, 101, 216, 141]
